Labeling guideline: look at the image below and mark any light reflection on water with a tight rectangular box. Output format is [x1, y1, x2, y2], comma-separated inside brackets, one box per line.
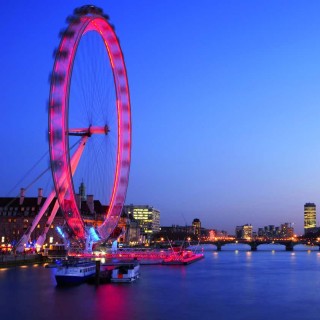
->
[1, 251, 320, 320]
[201, 243, 320, 252]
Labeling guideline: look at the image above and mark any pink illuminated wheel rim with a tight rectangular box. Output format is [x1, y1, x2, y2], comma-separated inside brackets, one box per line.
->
[48, 6, 131, 241]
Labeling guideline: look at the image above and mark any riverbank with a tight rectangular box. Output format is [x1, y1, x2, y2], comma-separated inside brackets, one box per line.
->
[0, 253, 48, 268]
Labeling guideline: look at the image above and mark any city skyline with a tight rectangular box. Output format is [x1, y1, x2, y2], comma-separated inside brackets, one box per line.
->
[2, 1, 320, 234]
[0, 190, 305, 240]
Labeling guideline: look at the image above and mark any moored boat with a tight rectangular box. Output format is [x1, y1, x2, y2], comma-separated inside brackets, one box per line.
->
[110, 261, 140, 283]
[55, 259, 96, 285]
[162, 250, 204, 265]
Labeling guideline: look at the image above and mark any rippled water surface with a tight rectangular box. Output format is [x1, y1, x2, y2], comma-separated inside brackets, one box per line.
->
[1, 247, 320, 320]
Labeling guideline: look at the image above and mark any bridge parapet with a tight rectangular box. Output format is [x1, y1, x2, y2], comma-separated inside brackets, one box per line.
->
[201, 239, 320, 251]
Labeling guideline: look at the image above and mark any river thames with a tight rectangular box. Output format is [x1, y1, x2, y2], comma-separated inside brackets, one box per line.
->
[1, 245, 320, 320]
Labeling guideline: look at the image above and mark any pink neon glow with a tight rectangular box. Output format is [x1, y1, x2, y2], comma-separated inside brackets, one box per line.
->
[68, 126, 109, 135]
[49, 12, 131, 241]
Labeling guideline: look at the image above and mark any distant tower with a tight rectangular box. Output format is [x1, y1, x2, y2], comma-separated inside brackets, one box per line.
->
[304, 203, 316, 235]
[19, 188, 25, 205]
[192, 218, 201, 237]
[79, 181, 86, 201]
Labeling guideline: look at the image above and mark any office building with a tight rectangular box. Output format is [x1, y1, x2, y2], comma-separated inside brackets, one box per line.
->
[124, 205, 160, 241]
[304, 203, 316, 235]
[257, 222, 294, 239]
[235, 224, 253, 240]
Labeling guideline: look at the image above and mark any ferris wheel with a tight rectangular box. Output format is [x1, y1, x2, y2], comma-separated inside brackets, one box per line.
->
[48, 5, 131, 246]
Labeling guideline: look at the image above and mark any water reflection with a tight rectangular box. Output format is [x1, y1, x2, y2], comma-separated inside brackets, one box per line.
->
[222, 243, 251, 251]
[96, 286, 132, 319]
[2, 252, 320, 320]
[257, 244, 285, 251]
[294, 244, 319, 251]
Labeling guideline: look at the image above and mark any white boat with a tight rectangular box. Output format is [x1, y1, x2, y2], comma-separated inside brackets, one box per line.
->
[111, 261, 140, 283]
[55, 260, 96, 285]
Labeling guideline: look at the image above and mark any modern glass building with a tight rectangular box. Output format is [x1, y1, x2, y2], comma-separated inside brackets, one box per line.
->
[124, 205, 160, 240]
[304, 203, 316, 235]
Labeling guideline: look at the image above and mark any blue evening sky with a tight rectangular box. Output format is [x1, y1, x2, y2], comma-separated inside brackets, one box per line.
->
[1, 0, 320, 234]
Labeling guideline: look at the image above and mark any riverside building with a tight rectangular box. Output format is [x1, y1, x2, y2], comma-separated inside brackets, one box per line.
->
[257, 222, 294, 239]
[304, 203, 316, 235]
[0, 188, 64, 248]
[0, 186, 141, 250]
[235, 224, 253, 240]
[124, 205, 160, 243]
[192, 218, 201, 237]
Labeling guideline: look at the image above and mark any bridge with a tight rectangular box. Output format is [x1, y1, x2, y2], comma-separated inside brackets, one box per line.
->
[195, 239, 320, 251]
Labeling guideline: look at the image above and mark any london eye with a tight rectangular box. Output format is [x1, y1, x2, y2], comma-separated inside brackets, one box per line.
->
[48, 5, 131, 248]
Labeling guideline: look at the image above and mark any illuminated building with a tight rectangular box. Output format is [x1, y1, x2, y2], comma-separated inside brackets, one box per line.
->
[280, 223, 294, 238]
[235, 224, 252, 240]
[209, 230, 216, 241]
[0, 185, 145, 249]
[304, 203, 316, 235]
[0, 187, 106, 248]
[257, 223, 294, 239]
[0, 188, 64, 247]
[124, 205, 160, 241]
[192, 218, 201, 236]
